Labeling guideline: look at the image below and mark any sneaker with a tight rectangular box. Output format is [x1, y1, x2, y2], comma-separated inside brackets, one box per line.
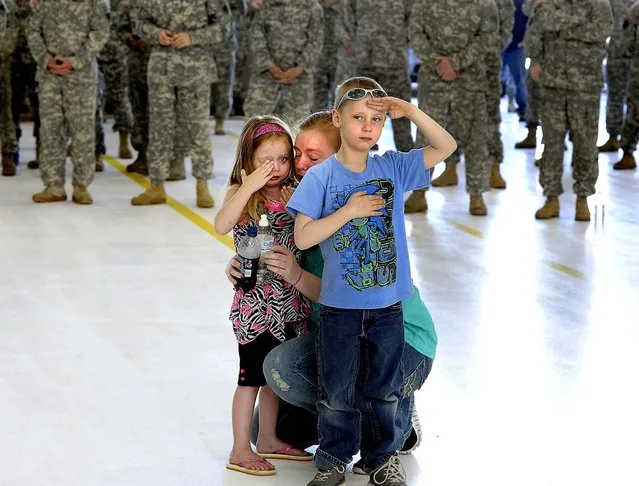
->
[369, 454, 406, 486]
[353, 458, 367, 475]
[306, 466, 346, 486]
[399, 406, 422, 455]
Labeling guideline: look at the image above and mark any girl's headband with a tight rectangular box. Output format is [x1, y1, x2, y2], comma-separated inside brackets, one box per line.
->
[253, 123, 286, 139]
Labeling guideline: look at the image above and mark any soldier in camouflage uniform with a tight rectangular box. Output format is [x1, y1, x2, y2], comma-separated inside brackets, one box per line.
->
[10, 0, 40, 170]
[425, 0, 513, 200]
[1, 0, 18, 176]
[26, 0, 110, 204]
[409, 0, 498, 216]
[231, 0, 249, 116]
[526, 0, 612, 221]
[98, 0, 134, 160]
[515, 0, 541, 150]
[347, 0, 414, 153]
[210, 0, 233, 135]
[598, 0, 635, 152]
[243, 0, 323, 124]
[614, 1, 639, 169]
[314, 0, 344, 110]
[130, 0, 221, 208]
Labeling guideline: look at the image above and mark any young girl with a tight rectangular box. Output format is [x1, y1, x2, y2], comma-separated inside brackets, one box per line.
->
[287, 77, 456, 486]
[214, 116, 313, 476]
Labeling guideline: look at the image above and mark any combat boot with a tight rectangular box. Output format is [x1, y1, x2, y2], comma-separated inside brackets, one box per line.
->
[490, 164, 506, 189]
[131, 184, 166, 205]
[598, 135, 619, 153]
[404, 189, 427, 213]
[613, 152, 636, 170]
[431, 165, 458, 187]
[119, 132, 133, 159]
[515, 125, 537, 149]
[72, 186, 93, 205]
[2, 153, 16, 176]
[469, 195, 487, 216]
[167, 158, 186, 181]
[32, 185, 67, 203]
[214, 118, 226, 136]
[575, 197, 590, 221]
[196, 180, 215, 208]
[95, 156, 104, 172]
[126, 151, 149, 175]
[535, 197, 559, 220]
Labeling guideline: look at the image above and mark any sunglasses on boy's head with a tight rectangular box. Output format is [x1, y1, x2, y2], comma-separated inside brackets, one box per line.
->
[335, 88, 388, 109]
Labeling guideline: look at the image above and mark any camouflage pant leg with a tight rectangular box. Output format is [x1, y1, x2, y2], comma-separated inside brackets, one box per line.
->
[244, 71, 281, 119]
[313, 61, 337, 110]
[95, 69, 106, 158]
[451, 90, 490, 195]
[99, 57, 133, 134]
[211, 47, 234, 120]
[147, 81, 177, 184]
[605, 56, 632, 136]
[568, 91, 599, 198]
[279, 71, 314, 124]
[63, 76, 98, 188]
[335, 53, 356, 88]
[233, 17, 251, 100]
[416, 88, 455, 181]
[0, 57, 18, 154]
[38, 74, 69, 185]
[360, 67, 413, 152]
[525, 72, 542, 127]
[486, 54, 503, 166]
[127, 50, 149, 153]
[620, 65, 639, 154]
[179, 85, 213, 181]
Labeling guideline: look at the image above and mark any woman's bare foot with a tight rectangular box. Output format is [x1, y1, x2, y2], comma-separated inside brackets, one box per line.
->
[228, 449, 275, 472]
[256, 438, 310, 457]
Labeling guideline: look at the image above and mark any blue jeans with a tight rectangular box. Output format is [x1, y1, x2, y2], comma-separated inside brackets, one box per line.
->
[502, 47, 528, 117]
[251, 332, 434, 450]
[314, 303, 405, 472]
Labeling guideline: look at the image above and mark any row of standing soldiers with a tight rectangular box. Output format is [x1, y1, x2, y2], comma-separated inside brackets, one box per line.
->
[1, 1, 638, 220]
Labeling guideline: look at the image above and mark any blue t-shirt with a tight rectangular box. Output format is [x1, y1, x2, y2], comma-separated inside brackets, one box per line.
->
[287, 149, 429, 309]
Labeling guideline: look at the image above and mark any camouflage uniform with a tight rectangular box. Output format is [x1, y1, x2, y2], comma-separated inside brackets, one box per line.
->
[604, 0, 635, 137]
[26, 0, 110, 190]
[349, 0, 414, 151]
[98, 0, 133, 136]
[244, 0, 324, 124]
[410, 0, 497, 196]
[447, 0, 513, 172]
[133, 0, 221, 186]
[522, 0, 542, 132]
[334, 0, 356, 84]
[1, 0, 18, 171]
[210, 0, 233, 123]
[525, 0, 612, 201]
[231, 0, 249, 114]
[314, 0, 343, 110]
[619, 2, 639, 157]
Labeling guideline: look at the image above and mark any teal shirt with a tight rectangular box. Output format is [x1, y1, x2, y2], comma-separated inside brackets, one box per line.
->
[302, 246, 437, 359]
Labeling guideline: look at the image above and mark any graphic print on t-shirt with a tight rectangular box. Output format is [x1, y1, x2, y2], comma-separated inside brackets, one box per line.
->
[330, 179, 396, 291]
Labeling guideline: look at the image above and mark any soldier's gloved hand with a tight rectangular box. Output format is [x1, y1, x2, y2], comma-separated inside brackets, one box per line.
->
[159, 30, 173, 46]
[171, 33, 192, 49]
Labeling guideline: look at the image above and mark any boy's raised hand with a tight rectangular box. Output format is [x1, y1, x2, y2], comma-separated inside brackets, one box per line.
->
[366, 96, 414, 120]
[343, 191, 385, 219]
[240, 160, 275, 193]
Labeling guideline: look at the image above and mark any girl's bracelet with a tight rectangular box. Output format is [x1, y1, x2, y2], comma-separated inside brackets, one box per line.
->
[292, 268, 304, 287]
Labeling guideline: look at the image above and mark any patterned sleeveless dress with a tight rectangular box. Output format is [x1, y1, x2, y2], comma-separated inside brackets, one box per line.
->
[230, 200, 312, 345]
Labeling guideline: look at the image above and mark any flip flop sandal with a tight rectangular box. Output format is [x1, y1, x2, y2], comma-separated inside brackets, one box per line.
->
[226, 457, 276, 476]
[258, 446, 313, 461]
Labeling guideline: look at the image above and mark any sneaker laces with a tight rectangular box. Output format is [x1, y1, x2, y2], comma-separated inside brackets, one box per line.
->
[314, 466, 345, 482]
[373, 456, 406, 484]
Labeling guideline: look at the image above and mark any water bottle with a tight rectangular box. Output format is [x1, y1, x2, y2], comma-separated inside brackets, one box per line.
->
[235, 226, 261, 292]
[257, 214, 275, 283]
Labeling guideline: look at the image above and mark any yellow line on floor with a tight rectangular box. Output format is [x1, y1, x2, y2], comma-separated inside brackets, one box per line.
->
[548, 262, 587, 280]
[446, 220, 485, 239]
[102, 154, 235, 251]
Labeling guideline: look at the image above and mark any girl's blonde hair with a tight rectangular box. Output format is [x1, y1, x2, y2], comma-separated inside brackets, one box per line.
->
[229, 116, 294, 223]
[333, 76, 384, 112]
[296, 110, 341, 153]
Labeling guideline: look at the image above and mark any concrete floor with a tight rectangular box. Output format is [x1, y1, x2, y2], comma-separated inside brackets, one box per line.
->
[1, 98, 638, 486]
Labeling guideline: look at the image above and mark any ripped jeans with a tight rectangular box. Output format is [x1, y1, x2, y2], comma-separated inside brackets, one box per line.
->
[250, 331, 433, 450]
